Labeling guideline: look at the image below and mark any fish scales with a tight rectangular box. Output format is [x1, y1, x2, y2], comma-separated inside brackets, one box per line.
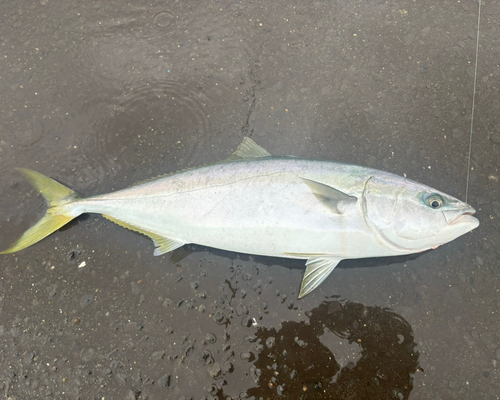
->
[77, 158, 374, 257]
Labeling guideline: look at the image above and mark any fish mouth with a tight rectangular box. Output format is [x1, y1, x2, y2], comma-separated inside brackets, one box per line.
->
[450, 211, 474, 224]
[445, 207, 479, 228]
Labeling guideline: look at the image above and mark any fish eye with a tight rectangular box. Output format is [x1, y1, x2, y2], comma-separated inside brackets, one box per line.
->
[426, 194, 444, 209]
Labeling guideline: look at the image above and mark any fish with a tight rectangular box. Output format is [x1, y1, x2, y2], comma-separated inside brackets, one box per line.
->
[1, 137, 479, 298]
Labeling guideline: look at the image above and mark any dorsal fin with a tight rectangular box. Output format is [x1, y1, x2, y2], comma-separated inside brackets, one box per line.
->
[224, 137, 272, 161]
[130, 138, 272, 188]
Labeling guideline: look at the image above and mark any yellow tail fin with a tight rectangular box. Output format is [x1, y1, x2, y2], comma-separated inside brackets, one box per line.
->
[1, 168, 79, 254]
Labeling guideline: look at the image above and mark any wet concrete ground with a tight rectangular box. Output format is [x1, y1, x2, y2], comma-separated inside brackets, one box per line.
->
[0, 0, 499, 399]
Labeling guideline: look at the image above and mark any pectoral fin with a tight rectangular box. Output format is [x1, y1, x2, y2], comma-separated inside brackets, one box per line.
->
[301, 178, 357, 214]
[298, 256, 341, 298]
[102, 215, 185, 256]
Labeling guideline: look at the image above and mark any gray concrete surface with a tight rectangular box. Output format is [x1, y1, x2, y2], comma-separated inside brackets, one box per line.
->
[0, 1, 498, 399]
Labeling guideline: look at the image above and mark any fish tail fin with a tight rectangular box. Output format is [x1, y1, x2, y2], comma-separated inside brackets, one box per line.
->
[1, 168, 80, 254]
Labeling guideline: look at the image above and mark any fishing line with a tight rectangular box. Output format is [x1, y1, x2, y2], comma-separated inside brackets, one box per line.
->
[465, 0, 481, 204]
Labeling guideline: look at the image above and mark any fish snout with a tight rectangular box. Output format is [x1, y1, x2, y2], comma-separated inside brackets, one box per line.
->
[442, 206, 479, 228]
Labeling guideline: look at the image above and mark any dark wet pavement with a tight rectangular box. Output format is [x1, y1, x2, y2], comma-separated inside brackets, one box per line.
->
[1, 1, 499, 399]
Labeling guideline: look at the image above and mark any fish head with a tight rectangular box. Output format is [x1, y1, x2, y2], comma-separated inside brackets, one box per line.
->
[363, 175, 479, 252]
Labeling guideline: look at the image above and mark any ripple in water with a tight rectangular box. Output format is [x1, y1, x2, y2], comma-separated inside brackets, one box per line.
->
[0, 116, 47, 177]
[8, 117, 44, 151]
[59, 3, 256, 188]
[71, 79, 213, 189]
[152, 10, 176, 31]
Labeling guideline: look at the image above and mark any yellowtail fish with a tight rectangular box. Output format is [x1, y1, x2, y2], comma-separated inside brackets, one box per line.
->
[1, 138, 479, 298]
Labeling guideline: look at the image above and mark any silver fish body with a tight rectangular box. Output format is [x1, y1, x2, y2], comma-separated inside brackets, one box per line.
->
[1, 138, 479, 297]
[77, 158, 390, 259]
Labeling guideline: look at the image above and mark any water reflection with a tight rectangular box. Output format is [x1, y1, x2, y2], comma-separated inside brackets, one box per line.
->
[244, 297, 420, 399]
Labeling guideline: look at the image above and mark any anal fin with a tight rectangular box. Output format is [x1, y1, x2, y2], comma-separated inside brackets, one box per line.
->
[298, 256, 341, 298]
[102, 215, 185, 256]
[151, 236, 185, 256]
